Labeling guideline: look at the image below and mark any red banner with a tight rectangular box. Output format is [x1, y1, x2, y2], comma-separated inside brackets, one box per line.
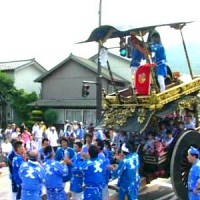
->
[135, 63, 156, 95]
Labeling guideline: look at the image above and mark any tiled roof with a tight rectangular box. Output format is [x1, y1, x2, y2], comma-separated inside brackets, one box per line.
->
[0, 58, 46, 72]
[28, 99, 96, 108]
[35, 54, 130, 83]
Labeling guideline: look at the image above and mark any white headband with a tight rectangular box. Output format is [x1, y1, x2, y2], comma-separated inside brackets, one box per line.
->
[121, 143, 129, 153]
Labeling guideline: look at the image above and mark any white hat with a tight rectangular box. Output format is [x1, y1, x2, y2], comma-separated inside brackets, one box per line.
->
[121, 143, 129, 153]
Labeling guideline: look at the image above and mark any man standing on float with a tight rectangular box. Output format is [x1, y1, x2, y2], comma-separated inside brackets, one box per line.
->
[130, 30, 168, 92]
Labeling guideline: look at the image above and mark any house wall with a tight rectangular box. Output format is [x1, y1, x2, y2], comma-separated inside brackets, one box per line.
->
[41, 60, 108, 100]
[93, 54, 132, 82]
[14, 64, 43, 95]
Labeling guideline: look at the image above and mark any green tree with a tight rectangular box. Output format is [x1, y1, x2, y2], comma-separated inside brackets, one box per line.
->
[30, 109, 43, 123]
[0, 72, 15, 128]
[44, 109, 58, 125]
[11, 89, 38, 123]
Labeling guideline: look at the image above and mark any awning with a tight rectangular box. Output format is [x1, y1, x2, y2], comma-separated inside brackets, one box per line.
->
[79, 21, 192, 43]
[28, 99, 96, 108]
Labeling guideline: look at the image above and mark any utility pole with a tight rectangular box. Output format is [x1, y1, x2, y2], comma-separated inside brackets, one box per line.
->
[96, 0, 102, 123]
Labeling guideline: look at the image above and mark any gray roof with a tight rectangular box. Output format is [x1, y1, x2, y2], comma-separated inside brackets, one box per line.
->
[35, 54, 130, 83]
[28, 99, 96, 108]
[0, 58, 47, 72]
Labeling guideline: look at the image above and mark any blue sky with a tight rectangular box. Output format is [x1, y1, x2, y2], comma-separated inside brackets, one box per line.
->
[0, 0, 199, 70]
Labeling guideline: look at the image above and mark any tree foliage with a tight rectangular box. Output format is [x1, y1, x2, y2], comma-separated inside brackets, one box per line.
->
[0, 71, 15, 98]
[0, 71, 15, 128]
[11, 89, 38, 122]
[44, 109, 58, 125]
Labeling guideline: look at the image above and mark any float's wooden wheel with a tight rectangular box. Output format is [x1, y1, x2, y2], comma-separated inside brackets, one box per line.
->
[170, 130, 200, 200]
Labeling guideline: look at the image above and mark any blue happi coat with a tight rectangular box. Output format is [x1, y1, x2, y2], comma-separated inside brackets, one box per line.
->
[82, 144, 90, 154]
[55, 147, 75, 182]
[104, 148, 114, 165]
[43, 159, 68, 200]
[12, 153, 25, 185]
[112, 153, 140, 200]
[188, 159, 200, 200]
[77, 157, 104, 200]
[70, 152, 85, 193]
[19, 160, 46, 200]
[8, 150, 18, 192]
[98, 152, 110, 186]
[43, 159, 68, 189]
[150, 42, 167, 77]
[130, 48, 145, 67]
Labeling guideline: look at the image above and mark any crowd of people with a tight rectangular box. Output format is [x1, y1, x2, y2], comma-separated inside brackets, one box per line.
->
[0, 120, 141, 200]
[0, 108, 198, 200]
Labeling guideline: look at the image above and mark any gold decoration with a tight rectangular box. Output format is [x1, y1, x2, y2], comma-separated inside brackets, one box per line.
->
[137, 108, 146, 124]
[138, 73, 146, 84]
[102, 77, 200, 129]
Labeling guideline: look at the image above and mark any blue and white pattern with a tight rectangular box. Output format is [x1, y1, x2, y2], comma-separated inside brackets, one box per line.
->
[55, 147, 75, 182]
[112, 153, 140, 200]
[188, 159, 200, 200]
[70, 152, 85, 193]
[12, 154, 25, 185]
[43, 159, 68, 200]
[77, 157, 104, 200]
[19, 160, 46, 200]
[98, 152, 110, 200]
[150, 42, 167, 76]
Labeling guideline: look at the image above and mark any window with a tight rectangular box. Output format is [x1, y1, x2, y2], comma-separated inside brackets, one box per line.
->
[65, 109, 96, 126]
[65, 109, 83, 122]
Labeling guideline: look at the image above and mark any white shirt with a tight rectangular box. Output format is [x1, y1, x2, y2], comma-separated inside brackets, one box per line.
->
[1, 142, 12, 154]
[34, 127, 43, 139]
[48, 130, 59, 147]
[32, 124, 39, 133]
[26, 140, 38, 151]
[11, 131, 20, 139]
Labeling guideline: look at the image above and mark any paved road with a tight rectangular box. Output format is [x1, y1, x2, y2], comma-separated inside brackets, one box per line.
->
[0, 167, 178, 200]
[139, 178, 178, 200]
[0, 167, 12, 200]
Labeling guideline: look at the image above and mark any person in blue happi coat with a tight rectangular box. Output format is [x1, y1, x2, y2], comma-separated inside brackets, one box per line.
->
[12, 140, 26, 200]
[76, 123, 85, 141]
[78, 144, 104, 200]
[130, 48, 145, 76]
[19, 150, 46, 200]
[131, 30, 168, 92]
[81, 133, 93, 155]
[95, 139, 111, 200]
[110, 141, 140, 200]
[103, 140, 114, 165]
[187, 146, 200, 200]
[43, 145, 68, 200]
[7, 139, 18, 199]
[149, 31, 168, 92]
[68, 141, 85, 200]
[55, 137, 75, 184]
[38, 138, 50, 163]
